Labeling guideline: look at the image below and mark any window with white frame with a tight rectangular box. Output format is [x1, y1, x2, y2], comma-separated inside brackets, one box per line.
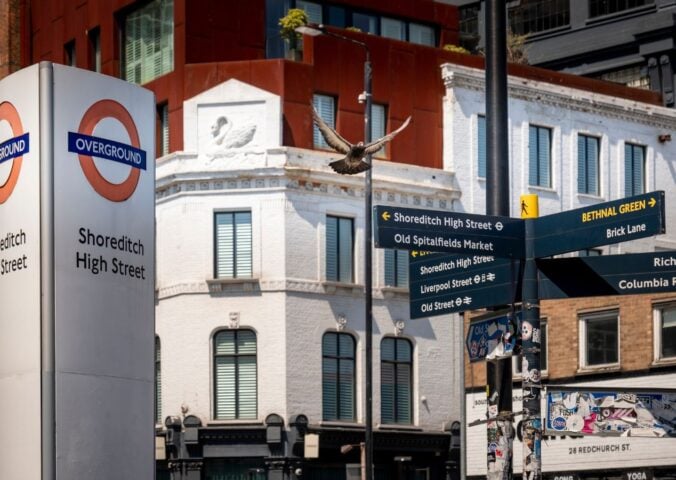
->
[624, 143, 645, 197]
[528, 125, 552, 188]
[371, 103, 386, 157]
[478, 115, 486, 178]
[381, 337, 413, 424]
[322, 332, 356, 421]
[326, 215, 354, 283]
[384, 249, 408, 288]
[122, 0, 174, 84]
[214, 329, 257, 420]
[297, 0, 323, 24]
[313, 94, 335, 149]
[514, 321, 548, 377]
[578, 134, 599, 195]
[580, 311, 619, 368]
[655, 302, 676, 361]
[214, 211, 252, 279]
[409, 23, 435, 46]
[381, 17, 405, 41]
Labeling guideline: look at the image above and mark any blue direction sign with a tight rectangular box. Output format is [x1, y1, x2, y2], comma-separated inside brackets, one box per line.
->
[374, 206, 524, 258]
[466, 312, 520, 363]
[537, 250, 676, 299]
[532, 191, 665, 258]
[408, 251, 521, 319]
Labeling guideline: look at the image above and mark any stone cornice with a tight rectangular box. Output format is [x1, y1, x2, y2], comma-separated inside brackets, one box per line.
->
[156, 149, 460, 211]
[156, 278, 410, 301]
[442, 64, 676, 130]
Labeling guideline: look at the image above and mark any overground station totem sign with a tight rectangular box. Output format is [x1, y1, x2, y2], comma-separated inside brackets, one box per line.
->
[0, 63, 155, 480]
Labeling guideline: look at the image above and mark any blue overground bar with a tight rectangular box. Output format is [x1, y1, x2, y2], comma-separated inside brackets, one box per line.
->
[0, 133, 29, 165]
[68, 132, 146, 170]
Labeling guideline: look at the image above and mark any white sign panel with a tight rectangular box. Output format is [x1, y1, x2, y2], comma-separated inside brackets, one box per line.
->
[0, 64, 42, 480]
[53, 65, 155, 479]
[467, 377, 676, 477]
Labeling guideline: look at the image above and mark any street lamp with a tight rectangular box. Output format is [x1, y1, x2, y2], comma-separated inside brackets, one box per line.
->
[296, 23, 374, 480]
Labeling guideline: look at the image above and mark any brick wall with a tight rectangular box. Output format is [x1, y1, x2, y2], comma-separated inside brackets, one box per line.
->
[0, 0, 21, 79]
[465, 292, 676, 389]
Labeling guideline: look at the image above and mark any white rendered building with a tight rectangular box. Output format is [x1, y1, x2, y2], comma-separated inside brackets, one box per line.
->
[155, 79, 464, 479]
[440, 63, 676, 479]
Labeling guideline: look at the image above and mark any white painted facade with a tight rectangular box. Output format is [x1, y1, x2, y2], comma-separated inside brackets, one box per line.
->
[440, 64, 676, 477]
[441, 63, 676, 254]
[155, 65, 676, 475]
[155, 80, 464, 434]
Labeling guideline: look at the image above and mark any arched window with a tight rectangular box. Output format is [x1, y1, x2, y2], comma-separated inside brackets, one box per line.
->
[214, 330, 257, 420]
[322, 332, 356, 421]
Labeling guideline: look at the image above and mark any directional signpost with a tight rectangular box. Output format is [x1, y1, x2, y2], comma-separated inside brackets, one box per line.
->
[537, 251, 676, 299]
[371, 190, 673, 480]
[374, 205, 524, 258]
[532, 191, 665, 258]
[371, 191, 669, 320]
[408, 251, 521, 318]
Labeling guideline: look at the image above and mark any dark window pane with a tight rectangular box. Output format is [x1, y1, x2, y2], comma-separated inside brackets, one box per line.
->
[352, 13, 378, 34]
[586, 315, 618, 366]
[328, 6, 346, 27]
[509, 0, 570, 35]
[380, 337, 413, 424]
[322, 332, 355, 421]
[540, 323, 548, 372]
[661, 306, 676, 358]
[589, 0, 652, 18]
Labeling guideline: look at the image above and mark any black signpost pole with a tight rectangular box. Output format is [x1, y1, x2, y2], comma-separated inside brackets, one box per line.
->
[521, 195, 542, 480]
[486, 0, 513, 478]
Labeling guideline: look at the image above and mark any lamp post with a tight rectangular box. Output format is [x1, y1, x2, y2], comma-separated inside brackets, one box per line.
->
[341, 443, 366, 480]
[296, 24, 374, 480]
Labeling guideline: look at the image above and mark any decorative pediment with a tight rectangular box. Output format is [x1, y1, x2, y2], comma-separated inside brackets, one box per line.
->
[183, 79, 282, 155]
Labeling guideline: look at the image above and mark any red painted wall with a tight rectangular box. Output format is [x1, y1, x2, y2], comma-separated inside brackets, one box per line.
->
[24, 0, 659, 170]
[24, 0, 460, 164]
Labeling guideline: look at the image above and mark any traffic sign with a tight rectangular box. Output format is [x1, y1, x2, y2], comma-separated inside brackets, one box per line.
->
[537, 250, 676, 299]
[466, 312, 520, 363]
[408, 251, 521, 319]
[374, 206, 524, 258]
[532, 191, 665, 258]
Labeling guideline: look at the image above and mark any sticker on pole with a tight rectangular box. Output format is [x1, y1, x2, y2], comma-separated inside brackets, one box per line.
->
[68, 99, 146, 202]
[545, 387, 676, 437]
[0, 101, 30, 204]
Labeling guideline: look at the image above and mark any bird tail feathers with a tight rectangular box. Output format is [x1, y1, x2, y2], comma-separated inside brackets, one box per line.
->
[329, 159, 371, 175]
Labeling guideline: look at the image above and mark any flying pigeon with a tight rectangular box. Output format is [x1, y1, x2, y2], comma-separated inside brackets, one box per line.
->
[311, 104, 411, 175]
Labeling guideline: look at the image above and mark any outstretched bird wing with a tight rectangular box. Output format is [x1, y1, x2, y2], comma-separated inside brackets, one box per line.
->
[363, 116, 411, 155]
[311, 105, 353, 154]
